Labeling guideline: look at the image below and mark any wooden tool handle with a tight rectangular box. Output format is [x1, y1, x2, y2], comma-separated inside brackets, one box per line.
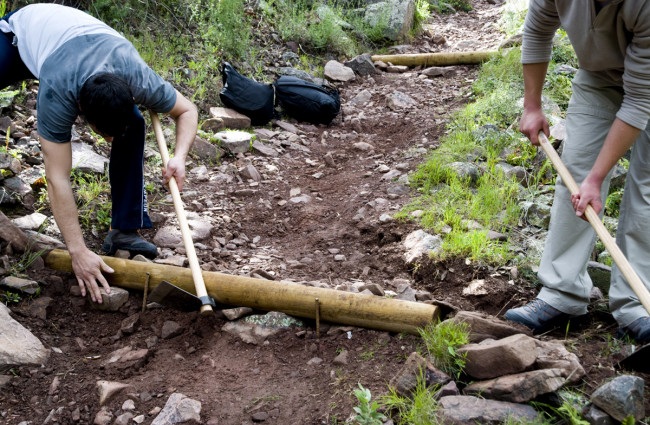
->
[538, 132, 650, 315]
[150, 111, 213, 314]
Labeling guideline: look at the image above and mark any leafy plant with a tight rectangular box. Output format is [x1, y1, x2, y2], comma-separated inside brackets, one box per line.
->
[1, 291, 21, 305]
[9, 245, 46, 277]
[418, 320, 469, 378]
[352, 383, 386, 425]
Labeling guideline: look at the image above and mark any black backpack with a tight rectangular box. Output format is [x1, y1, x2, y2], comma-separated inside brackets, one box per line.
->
[219, 63, 275, 126]
[273, 76, 340, 125]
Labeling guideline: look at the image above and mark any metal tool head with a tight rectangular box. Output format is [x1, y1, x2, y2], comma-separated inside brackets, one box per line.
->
[148, 280, 215, 312]
[617, 343, 650, 373]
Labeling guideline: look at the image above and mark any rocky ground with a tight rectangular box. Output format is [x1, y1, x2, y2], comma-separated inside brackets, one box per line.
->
[1, 1, 649, 425]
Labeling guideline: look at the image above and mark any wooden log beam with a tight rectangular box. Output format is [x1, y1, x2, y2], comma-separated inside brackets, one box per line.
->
[371, 51, 498, 67]
[45, 249, 440, 334]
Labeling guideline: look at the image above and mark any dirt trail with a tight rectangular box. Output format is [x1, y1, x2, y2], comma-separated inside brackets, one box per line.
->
[2, 2, 648, 424]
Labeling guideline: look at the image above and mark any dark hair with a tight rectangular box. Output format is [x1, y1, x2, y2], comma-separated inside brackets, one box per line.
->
[79, 73, 135, 137]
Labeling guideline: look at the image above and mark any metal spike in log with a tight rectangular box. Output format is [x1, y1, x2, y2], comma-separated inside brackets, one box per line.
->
[45, 249, 440, 334]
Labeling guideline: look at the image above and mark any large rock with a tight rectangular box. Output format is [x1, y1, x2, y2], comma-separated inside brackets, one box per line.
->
[591, 375, 646, 422]
[11, 212, 48, 230]
[88, 287, 129, 311]
[0, 303, 50, 369]
[214, 130, 253, 154]
[403, 230, 442, 264]
[70, 141, 109, 174]
[0, 211, 30, 251]
[463, 369, 566, 403]
[323, 61, 355, 83]
[191, 136, 222, 162]
[364, 0, 415, 41]
[344, 54, 379, 76]
[459, 334, 538, 380]
[437, 395, 539, 424]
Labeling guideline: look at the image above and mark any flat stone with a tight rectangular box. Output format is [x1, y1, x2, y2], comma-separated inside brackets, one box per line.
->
[463, 368, 566, 403]
[100, 346, 150, 370]
[438, 395, 539, 424]
[534, 339, 585, 383]
[11, 212, 48, 230]
[70, 141, 108, 174]
[161, 321, 184, 339]
[323, 60, 355, 82]
[209, 107, 251, 129]
[0, 211, 30, 251]
[0, 276, 40, 294]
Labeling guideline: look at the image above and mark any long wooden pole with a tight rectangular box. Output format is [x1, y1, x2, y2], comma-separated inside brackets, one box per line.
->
[538, 133, 650, 315]
[370, 51, 498, 67]
[45, 249, 440, 334]
[149, 111, 213, 315]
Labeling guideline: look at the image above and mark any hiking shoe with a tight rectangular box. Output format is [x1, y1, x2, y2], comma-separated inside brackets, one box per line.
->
[102, 229, 158, 259]
[617, 317, 650, 345]
[504, 299, 581, 334]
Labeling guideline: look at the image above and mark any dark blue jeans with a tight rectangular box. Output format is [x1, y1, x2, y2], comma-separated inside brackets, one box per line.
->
[1, 11, 152, 231]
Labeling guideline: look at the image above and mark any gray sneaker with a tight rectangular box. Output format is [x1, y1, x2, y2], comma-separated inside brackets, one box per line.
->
[504, 299, 584, 334]
[102, 229, 158, 259]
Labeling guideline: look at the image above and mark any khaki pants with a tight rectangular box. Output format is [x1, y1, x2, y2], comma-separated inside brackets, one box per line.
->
[538, 70, 650, 328]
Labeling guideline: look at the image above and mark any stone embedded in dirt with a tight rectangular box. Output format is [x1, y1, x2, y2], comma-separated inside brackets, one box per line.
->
[344, 54, 379, 76]
[533, 339, 585, 384]
[352, 141, 374, 152]
[28, 296, 53, 320]
[307, 357, 323, 366]
[88, 287, 129, 311]
[437, 395, 540, 425]
[434, 381, 460, 400]
[463, 368, 566, 403]
[222, 307, 254, 321]
[0, 210, 30, 252]
[0, 303, 50, 368]
[0, 375, 11, 390]
[96, 380, 133, 406]
[209, 107, 251, 129]
[251, 410, 270, 422]
[358, 283, 384, 296]
[521, 200, 552, 230]
[200, 117, 225, 133]
[114, 412, 134, 425]
[395, 283, 416, 301]
[153, 226, 183, 248]
[550, 119, 567, 141]
[120, 313, 140, 335]
[214, 130, 253, 154]
[583, 403, 617, 425]
[591, 375, 646, 422]
[101, 346, 150, 371]
[386, 91, 417, 110]
[252, 140, 279, 157]
[0, 275, 40, 294]
[191, 136, 222, 162]
[323, 60, 355, 82]
[0, 151, 22, 175]
[289, 194, 312, 204]
[154, 255, 188, 268]
[459, 334, 538, 380]
[11, 212, 48, 230]
[421, 66, 455, 78]
[333, 349, 349, 365]
[444, 162, 480, 187]
[349, 89, 373, 107]
[70, 141, 108, 174]
[254, 128, 277, 141]
[462, 279, 489, 296]
[93, 406, 113, 425]
[446, 311, 532, 343]
[403, 229, 442, 264]
[161, 321, 185, 339]
[151, 393, 201, 425]
[387, 65, 409, 74]
[389, 352, 451, 397]
[239, 164, 261, 182]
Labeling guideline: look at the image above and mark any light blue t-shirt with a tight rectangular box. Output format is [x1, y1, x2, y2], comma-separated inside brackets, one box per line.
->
[7, 4, 177, 143]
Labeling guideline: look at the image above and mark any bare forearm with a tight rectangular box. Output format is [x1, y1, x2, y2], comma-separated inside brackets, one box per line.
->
[48, 178, 87, 254]
[523, 62, 549, 110]
[172, 95, 198, 161]
[588, 118, 640, 183]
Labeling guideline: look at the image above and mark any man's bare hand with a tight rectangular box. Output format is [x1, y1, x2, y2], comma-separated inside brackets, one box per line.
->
[571, 174, 604, 221]
[70, 249, 114, 302]
[162, 155, 186, 191]
[519, 107, 550, 146]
